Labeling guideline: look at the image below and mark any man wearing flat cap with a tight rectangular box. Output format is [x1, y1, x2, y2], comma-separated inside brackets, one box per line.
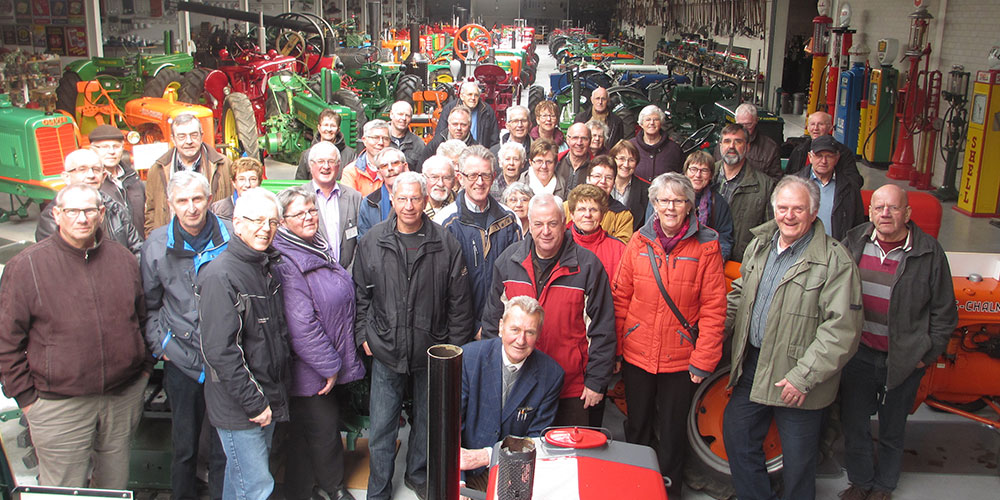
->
[89, 125, 147, 234]
[793, 135, 865, 240]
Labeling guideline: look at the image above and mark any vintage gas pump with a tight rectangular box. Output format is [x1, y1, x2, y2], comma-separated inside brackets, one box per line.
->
[887, 2, 936, 181]
[860, 39, 900, 166]
[826, 3, 855, 121]
[835, 40, 869, 153]
[933, 66, 971, 202]
[806, 0, 833, 119]
[955, 47, 1000, 217]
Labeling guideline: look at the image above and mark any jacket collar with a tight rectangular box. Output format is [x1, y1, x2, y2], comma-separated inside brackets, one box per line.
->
[156, 143, 226, 170]
[273, 229, 336, 273]
[51, 226, 106, 259]
[750, 218, 831, 264]
[635, 133, 670, 152]
[455, 190, 507, 222]
[637, 210, 701, 245]
[227, 232, 279, 266]
[570, 222, 608, 247]
[167, 213, 230, 255]
[848, 221, 935, 258]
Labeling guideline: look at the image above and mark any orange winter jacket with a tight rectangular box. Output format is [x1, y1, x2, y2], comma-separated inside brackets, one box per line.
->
[612, 214, 727, 376]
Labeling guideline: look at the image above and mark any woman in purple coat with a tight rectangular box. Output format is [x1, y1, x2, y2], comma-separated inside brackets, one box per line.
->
[273, 185, 365, 500]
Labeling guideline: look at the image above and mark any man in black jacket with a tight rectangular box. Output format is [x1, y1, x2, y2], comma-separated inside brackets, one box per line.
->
[198, 188, 290, 500]
[434, 80, 501, 149]
[574, 87, 624, 147]
[89, 124, 146, 233]
[787, 111, 862, 187]
[353, 172, 475, 500]
[793, 135, 865, 240]
[389, 100, 427, 170]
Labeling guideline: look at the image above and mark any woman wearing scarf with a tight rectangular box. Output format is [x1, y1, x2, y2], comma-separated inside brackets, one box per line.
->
[272, 185, 365, 500]
[684, 151, 735, 262]
[567, 184, 626, 282]
[612, 173, 726, 499]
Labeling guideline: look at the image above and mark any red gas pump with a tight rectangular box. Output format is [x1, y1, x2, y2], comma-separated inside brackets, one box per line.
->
[805, 0, 833, 119]
[825, 3, 855, 119]
[887, 2, 939, 182]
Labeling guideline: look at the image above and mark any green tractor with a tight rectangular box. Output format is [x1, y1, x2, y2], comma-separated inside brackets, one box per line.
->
[55, 51, 195, 122]
[342, 63, 423, 121]
[258, 69, 363, 164]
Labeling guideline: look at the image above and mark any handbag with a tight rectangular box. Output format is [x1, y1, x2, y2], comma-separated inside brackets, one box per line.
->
[645, 243, 699, 345]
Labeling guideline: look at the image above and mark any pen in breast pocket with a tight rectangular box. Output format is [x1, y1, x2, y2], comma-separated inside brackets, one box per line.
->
[517, 407, 533, 422]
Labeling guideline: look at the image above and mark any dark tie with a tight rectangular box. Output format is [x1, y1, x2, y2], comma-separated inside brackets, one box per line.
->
[501, 364, 519, 408]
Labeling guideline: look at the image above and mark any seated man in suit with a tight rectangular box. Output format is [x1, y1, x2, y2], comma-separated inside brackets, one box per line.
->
[459, 296, 564, 490]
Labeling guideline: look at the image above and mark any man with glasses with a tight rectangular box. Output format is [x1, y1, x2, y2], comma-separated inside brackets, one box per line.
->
[714, 123, 776, 262]
[354, 172, 474, 500]
[574, 87, 624, 148]
[422, 155, 457, 219]
[146, 113, 233, 236]
[793, 135, 865, 240]
[343, 120, 392, 196]
[36, 149, 143, 255]
[388, 101, 427, 170]
[839, 184, 957, 500]
[422, 106, 478, 170]
[141, 171, 229, 500]
[198, 188, 290, 500]
[491, 106, 532, 162]
[434, 80, 501, 149]
[359, 148, 409, 238]
[305, 142, 362, 268]
[556, 122, 593, 190]
[435, 146, 521, 333]
[89, 124, 146, 233]
[0, 183, 151, 488]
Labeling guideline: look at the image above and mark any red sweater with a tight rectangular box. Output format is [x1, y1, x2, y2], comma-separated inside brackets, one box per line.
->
[569, 222, 626, 283]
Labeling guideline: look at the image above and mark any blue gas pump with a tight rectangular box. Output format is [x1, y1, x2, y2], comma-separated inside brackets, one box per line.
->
[834, 42, 870, 152]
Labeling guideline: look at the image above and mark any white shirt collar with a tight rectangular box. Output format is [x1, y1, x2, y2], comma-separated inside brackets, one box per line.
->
[500, 346, 526, 372]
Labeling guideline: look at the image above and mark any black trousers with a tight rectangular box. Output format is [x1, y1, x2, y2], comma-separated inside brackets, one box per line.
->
[285, 392, 346, 500]
[622, 362, 694, 498]
[163, 361, 225, 500]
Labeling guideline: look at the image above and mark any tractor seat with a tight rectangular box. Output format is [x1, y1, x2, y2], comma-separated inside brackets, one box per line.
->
[474, 64, 508, 86]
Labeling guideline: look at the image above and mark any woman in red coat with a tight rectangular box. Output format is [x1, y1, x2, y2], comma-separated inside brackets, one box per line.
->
[566, 184, 626, 282]
[612, 172, 726, 498]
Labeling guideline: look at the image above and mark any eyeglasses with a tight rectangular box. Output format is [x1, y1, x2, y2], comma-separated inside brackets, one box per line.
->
[284, 208, 319, 220]
[425, 174, 454, 183]
[508, 118, 529, 124]
[536, 114, 556, 119]
[366, 135, 391, 142]
[461, 172, 494, 182]
[394, 196, 425, 205]
[588, 174, 615, 183]
[91, 143, 124, 151]
[65, 166, 104, 174]
[686, 166, 713, 176]
[59, 207, 101, 219]
[531, 158, 555, 167]
[174, 132, 202, 142]
[240, 216, 279, 229]
[614, 155, 636, 165]
[811, 152, 839, 162]
[654, 198, 688, 207]
[641, 117, 662, 124]
[310, 159, 339, 166]
[871, 204, 904, 214]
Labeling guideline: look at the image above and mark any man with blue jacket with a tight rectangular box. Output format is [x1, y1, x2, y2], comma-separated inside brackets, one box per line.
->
[141, 171, 229, 500]
[435, 145, 521, 334]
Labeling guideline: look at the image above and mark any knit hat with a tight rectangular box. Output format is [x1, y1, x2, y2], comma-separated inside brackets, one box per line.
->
[88, 125, 124, 143]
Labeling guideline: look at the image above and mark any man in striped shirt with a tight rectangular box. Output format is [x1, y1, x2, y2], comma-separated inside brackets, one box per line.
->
[839, 184, 958, 500]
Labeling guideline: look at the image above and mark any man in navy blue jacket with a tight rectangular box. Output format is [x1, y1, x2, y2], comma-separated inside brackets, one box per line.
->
[459, 296, 564, 490]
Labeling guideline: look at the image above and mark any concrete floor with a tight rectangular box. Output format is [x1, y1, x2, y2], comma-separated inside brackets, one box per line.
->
[0, 43, 998, 500]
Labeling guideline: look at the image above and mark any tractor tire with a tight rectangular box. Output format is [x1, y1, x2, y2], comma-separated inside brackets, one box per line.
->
[331, 89, 367, 140]
[143, 68, 184, 99]
[56, 70, 82, 115]
[685, 367, 784, 499]
[395, 73, 422, 105]
[527, 85, 544, 118]
[617, 106, 639, 140]
[179, 68, 212, 106]
[221, 93, 259, 162]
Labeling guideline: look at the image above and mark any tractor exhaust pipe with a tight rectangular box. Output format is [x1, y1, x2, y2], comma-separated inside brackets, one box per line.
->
[403, 22, 430, 85]
[427, 345, 462, 500]
[367, 1, 382, 56]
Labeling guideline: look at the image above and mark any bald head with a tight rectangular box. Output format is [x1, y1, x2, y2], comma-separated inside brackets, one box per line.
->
[869, 184, 911, 242]
[807, 112, 834, 139]
[566, 122, 592, 159]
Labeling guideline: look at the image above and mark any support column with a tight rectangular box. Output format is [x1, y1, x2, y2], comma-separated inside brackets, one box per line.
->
[765, 0, 790, 109]
[85, 0, 103, 57]
[643, 25, 662, 65]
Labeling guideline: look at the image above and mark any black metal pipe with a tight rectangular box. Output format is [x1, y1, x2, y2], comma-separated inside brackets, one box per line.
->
[175, 2, 316, 32]
[367, 1, 382, 50]
[427, 344, 462, 500]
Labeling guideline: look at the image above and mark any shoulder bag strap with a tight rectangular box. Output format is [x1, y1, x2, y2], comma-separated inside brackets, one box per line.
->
[646, 243, 698, 345]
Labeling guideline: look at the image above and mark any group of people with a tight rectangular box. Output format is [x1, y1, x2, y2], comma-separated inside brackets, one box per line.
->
[0, 83, 958, 500]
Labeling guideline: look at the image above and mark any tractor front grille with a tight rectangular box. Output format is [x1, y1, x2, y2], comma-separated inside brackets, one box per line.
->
[37, 122, 78, 177]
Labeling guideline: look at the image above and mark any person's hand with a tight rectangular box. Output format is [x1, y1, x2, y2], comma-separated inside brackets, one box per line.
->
[362, 341, 372, 356]
[580, 387, 604, 409]
[690, 372, 705, 383]
[21, 403, 32, 416]
[162, 354, 170, 361]
[460, 447, 490, 470]
[475, 327, 482, 341]
[916, 361, 926, 369]
[775, 378, 806, 407]
[614, 360, 622, 374]
[318, 375, 337, 395]
[250, 406, 272, 426]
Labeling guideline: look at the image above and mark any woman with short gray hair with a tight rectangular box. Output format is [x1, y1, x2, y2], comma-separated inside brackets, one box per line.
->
[502, 182, 533, 237]
[271, 185, 364, 500]
[629, 105, 683, 182]
[492, 141, 526, 199]
[586, 119, 610, 157]
[613, 171, 726, 498]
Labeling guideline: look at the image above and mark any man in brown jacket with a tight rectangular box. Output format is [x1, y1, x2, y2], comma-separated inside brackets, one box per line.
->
[0, 183, 152, 488]
[145, 113, 233, 235]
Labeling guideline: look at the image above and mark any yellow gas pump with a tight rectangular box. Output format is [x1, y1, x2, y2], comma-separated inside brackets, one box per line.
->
[956, 55, 1000, 217]
[806, 0, 833, 121]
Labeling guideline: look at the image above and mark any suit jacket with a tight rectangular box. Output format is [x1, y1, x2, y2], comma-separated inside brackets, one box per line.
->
[305, 181, 361, 269]
[460, 338, 564, 452]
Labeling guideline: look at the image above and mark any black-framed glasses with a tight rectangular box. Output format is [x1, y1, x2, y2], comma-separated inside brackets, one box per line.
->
[240, 216, 279, 229]
[284, 209, 319, 221]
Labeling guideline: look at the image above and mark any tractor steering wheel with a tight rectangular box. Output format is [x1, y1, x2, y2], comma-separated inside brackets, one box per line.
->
[273, 12, 329, 73]
[453, 24, 493, 62]
[679, 123, 717, 155]
[709, 79, 739, 102]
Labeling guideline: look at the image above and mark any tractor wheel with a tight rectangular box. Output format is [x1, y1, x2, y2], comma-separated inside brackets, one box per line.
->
[143, 68, 184, 99]
[395, 74, 422, 105]
[221, 93, 259, 162]
[685, 366, 784, 499]
[617, 106, 639, 140]
[331, 89, 367, 141]
[179, 68, 213, 106]
[527, 85, 544, 118]
[55, 70, 81, 115]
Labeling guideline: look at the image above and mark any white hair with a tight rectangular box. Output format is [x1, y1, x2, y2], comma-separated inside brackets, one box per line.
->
[63, 149, 101, 171]
[234, 187, 282, 219]
[392, 171, 428, 197]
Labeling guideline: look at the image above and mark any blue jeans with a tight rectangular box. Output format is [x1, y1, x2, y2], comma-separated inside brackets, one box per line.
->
[723, 347, 824, 500]
[216, 424, 275, 500]
[840, 346, 925, 492]
[367, 359, 428, 500]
